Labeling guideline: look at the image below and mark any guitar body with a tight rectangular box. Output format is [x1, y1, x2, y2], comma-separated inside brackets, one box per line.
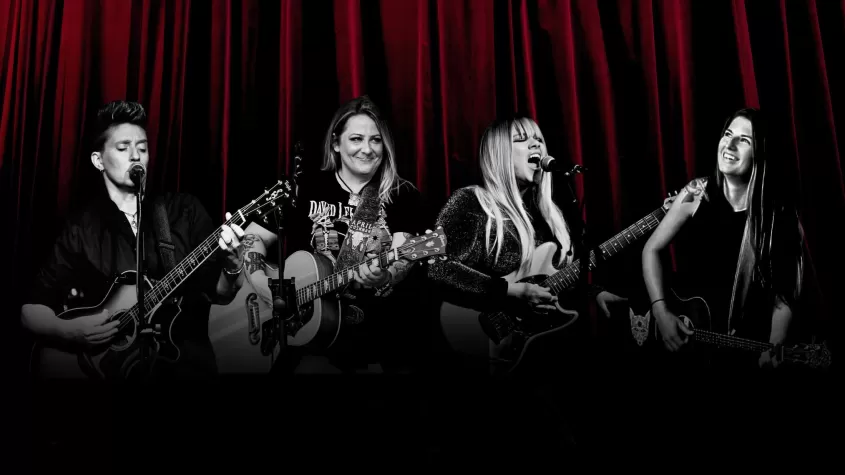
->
[30, 180, 298, 380]
[438, 196, 678, 374]
[646, 290, 716, 368]
[208, 269, 280, 373]
[30, 271, 182, 380]
[208, 227, 450, 357]
[440, 242, 579, 374]
[284, 250, 343, 349]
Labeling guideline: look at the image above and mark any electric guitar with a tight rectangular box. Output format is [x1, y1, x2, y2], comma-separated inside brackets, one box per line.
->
[646, 290, 832, 369]
[439, 194, 677, 374]
[29, 180, 294, 380]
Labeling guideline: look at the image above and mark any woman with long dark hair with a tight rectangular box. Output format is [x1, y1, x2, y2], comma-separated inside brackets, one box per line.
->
[642, 107, 804, 369]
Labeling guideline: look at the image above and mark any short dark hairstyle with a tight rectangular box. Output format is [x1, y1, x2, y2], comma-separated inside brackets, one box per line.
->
[92, 100, 147, 153]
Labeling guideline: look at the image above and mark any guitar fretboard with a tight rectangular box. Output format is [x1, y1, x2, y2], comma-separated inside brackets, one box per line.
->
[295, 249, 397, 306]
[543, 205, 668, 294]
[116, 215, 244, 330]
[694, 329, 772, 352]
[112, 181, 288, 331]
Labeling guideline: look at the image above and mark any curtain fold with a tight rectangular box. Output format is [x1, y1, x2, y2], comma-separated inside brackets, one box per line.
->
[2, 0, 842, 343]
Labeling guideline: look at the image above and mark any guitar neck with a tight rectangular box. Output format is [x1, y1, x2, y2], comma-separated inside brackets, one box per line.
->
[296, 248, 400, 306]
[543, 205, 668, 294]
[693, 329, 772, 353]
[129, 213, 247, 321]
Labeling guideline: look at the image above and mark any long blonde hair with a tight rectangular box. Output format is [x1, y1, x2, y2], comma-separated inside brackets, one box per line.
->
[472, 117, 572, 276]
[321, 95, 403, 204]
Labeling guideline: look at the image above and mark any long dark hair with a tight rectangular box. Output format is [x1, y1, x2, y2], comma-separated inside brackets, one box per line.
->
[712, 108, 804, 308]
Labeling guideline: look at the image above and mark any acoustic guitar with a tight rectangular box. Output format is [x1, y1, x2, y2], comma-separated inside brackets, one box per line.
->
[207, 227, 447, 370]
[29, 180, 294, 380]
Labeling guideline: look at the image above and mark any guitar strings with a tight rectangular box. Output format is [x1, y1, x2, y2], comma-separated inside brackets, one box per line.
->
[693, 329, 772, 351]
[295, 233, 442, 305]
[113, 189, 279, 331]
[482, 207, 668, 339]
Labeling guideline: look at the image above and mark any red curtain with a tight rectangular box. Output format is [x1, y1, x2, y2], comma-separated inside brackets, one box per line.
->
[3, 0, 843, 345]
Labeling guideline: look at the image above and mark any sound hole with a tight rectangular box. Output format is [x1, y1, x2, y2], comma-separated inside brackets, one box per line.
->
[110, 311, 138, 351]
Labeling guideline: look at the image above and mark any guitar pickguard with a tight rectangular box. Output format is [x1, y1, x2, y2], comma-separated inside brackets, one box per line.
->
[89, 296, 183, 380]
[282, 301, 314, 336]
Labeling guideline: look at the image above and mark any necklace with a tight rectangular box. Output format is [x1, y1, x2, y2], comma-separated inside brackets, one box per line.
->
[123, 210, 138, 234]
[336, 172, 370, 207]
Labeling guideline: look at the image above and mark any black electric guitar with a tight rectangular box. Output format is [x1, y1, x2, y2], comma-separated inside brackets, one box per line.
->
[29, 180, 294, 380]
[440, 194, 678, 374]
[646, 290, 832, 369]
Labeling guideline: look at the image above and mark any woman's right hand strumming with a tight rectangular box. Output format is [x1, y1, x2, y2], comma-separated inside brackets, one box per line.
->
[507, 282, 558, 314]
[652, 301, 693, 351]
[61, 309, 121, 347]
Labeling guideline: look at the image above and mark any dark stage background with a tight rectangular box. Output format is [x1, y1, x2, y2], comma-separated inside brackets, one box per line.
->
[3, 0, 844, 374]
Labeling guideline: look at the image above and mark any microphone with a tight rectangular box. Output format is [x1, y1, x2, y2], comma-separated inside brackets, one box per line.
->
[533, 155, 588, 176]
[129, 164, 146, 188]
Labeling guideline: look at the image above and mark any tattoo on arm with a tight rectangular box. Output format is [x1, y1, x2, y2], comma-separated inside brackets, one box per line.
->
[241, 233, 261, 251]
[245, 251, 267, 275]
[387, 233, 418, 285]
[682, 178, 709, 204]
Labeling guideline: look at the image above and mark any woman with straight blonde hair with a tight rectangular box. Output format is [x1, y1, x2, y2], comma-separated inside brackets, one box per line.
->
[428, 116, 626, 460]
[430, 116, 626, 371]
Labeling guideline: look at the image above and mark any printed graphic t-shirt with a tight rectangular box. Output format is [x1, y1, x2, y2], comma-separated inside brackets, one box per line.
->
[287, 170, 425, 263]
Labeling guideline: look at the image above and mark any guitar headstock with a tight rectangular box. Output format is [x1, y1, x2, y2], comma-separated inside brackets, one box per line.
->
[784, 341, 832, 369]
[293, 142, 304, 200]
[234, 179, 295, 224]
[396, 226, 448, 263]
[662, 189, 681, 210]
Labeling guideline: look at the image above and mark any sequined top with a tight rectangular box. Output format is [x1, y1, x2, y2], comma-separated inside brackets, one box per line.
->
[427, 186, 579, 312]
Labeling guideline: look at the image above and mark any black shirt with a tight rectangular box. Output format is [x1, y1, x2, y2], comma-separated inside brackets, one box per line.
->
[427, 186, 582, 313]
[287, 170, 425, 261]
[674, 198, 748, 335]
[280, 170, 427, 370]
[28, 187, 225, 374]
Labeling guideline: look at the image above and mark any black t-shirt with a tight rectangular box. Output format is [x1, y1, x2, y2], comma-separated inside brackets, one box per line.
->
[281, 170, 428, 370]
[674, 199, 748, 335]
[287, 170, 426, 260]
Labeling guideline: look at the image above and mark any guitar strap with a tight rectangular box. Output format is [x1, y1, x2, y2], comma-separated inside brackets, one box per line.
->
[334, 173, 384, 324]
[152, 198, 177, 273]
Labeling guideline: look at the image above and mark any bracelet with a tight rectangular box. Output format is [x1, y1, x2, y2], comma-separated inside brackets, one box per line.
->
[223, 260, 245, 276]
[650, 298, 665, 307]
[374, 272, 394, 297]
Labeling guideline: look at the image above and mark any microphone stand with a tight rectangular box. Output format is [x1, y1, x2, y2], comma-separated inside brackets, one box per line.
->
[558, 165, 591, 316]
[265, 204, 297, 374]
[133, 178, 155, 378]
